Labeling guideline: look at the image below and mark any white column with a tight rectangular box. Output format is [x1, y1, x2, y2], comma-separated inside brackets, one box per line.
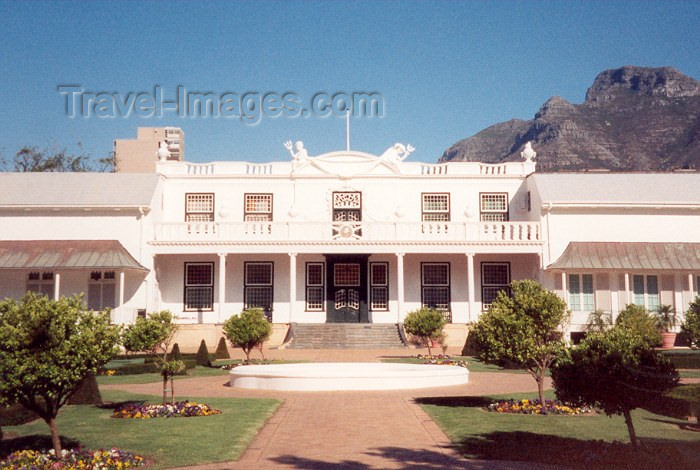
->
[624, 272, 631, 305]
[674, 274, 685, 315]
[466, 253, 476, 323]
[610, 273, 620, 320]
[561, 272, 567, 303]
[54, 272, 60, 301]
[396, 253, 405, 323]
[118, 271, 125, 306]
[289, 253, 297, 323]
[218, 253, 226, 323]
[690, 273, 695, 299]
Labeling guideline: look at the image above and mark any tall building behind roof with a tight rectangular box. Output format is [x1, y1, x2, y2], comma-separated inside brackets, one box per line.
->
[114, 127, 184, 172]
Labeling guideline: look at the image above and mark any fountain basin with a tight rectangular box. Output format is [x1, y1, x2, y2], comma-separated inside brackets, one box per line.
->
[229, 362, 469, 391]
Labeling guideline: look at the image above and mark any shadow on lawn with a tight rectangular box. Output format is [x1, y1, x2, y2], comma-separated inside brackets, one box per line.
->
[0, 435, 82, 459]
[272, 446, 486, 469]
[97, 400, 145, 410]
[453, 431, 697, 470]
[415, 395, 494, 408]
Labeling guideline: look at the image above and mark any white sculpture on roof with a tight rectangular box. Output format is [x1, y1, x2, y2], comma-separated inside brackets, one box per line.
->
[284, 140, 309, 161]
[521, 141, 536, 162]
[157, 141, 170, 161]
[379, 143, 415, 163]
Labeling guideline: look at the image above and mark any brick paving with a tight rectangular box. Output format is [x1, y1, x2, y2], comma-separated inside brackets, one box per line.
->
[103, 349, 563, 469]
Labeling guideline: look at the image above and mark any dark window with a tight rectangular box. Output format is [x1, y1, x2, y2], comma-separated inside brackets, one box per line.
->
[481, 262, 510, 306]
[185, 193, 214, 222]
[27, 271, 54, 298]
[370, 262, 389, 311]
[421, 263, 451, 322]
[184, 262, 214, 311]
[88, 271, 116, 310]
[245, 262, 273, 320]
[305, 262, 325, 311]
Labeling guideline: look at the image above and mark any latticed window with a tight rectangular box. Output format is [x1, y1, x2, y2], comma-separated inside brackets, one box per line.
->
[333, 192, 361, 209]
[480, 193, 508, 222]
[244, 194, 273, 221]
[185, 193, 214, 222]
[245, 262, 273, 319]
[88, 271, 116, 311]
[568, 274, 594, 312]
[421, 263, 450, 316]
[334, 263, 360, 286]
[422, 193, 450, 221]
[481, 262, 510, 306]
[184, 263, 214, 311]
[633, 274, 659, 311]
[370, 262, 389, 311]
[306, 262, 325, 311]
[27, 271, 54, 298]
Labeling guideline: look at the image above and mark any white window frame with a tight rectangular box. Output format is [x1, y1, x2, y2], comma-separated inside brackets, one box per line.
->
[632, 274, 659, 311]
[421, 263, 451, 319]
[568, 273, 595, 312]
[185, 193, 215, 222]
[421, 193, 450, 222]
[480, 193, 509, 222]
[244, 194, 273, 221]
[244, 262, 274, 319]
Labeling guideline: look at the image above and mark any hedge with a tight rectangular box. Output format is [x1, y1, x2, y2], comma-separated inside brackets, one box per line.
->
[660, 350, 700, 369]
[110, 358, 196, 375]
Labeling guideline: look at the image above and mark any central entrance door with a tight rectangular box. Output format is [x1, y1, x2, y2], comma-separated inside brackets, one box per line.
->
[325, 254, 369, 323]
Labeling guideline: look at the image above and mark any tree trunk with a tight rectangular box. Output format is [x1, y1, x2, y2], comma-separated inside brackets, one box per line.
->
[170, 376, 175, 404]
[47, 417, 62, 458]
[244, 347, 251, 363]
[623, 409, 638, 449]
[162, 374, 168, 405]
[426, 338, 432, 357]
[536, 370, 546, 405]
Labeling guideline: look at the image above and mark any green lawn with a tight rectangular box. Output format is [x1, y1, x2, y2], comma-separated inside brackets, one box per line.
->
[420, 390, 700, 469]
[382, 355, 530, 374]
[2, 390, 281, 469]
[97, 365, 231, 385]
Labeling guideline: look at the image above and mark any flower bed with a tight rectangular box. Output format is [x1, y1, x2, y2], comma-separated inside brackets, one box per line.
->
[0, 448, 144, 469]
[414, 354, 469, 368]
[487, 398, 593, 415]
[112, 401, 221, 419]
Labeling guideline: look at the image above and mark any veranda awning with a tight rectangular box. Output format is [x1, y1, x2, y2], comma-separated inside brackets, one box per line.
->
[0, 240, 147, 271]
[547, 242, 700, 271]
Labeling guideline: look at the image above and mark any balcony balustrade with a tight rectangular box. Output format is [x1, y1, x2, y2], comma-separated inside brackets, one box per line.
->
[154, 221, 542, 243]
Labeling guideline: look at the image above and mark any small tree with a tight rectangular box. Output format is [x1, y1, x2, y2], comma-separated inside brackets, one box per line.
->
[471, 279, 569, 404]
[195, 339, 212, 366]
[552, 327, 679, 448]
[585, 309, 612, 334]
[123, 311, 183, 405]
[403, 307, 446, 356]
[223, 308, 272, 362]
[654, 304, 676, 332]
[615, 304, 661, 347]
[0, 293, 121, 457]
[681, 296, 700, 348]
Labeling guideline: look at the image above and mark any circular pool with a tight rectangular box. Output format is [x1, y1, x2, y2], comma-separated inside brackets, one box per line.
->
[229, 362, 469, 391]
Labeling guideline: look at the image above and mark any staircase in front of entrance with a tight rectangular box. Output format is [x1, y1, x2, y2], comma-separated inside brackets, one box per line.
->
[285, 323, 407, 349]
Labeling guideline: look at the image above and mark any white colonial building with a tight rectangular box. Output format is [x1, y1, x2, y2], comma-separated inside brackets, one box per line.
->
[1, 136, 698, 348]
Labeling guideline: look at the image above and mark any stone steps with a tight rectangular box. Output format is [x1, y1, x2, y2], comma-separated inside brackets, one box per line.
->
[285, 323, 407, 349]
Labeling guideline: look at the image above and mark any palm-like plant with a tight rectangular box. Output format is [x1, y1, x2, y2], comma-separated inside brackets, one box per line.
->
[654, 304, 676, 332]
[585, 309, 613, 333]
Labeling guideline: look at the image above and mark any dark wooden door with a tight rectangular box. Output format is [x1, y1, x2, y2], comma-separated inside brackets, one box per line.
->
[325, 255, 369, 323]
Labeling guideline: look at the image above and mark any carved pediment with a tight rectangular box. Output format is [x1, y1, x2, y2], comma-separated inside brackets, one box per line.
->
[290, 145, 414, 179]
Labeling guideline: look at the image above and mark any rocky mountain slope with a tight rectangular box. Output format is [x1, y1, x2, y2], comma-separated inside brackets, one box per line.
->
[440, 66, 700, 171]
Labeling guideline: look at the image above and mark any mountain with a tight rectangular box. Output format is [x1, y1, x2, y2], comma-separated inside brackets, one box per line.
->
[439, 66, 700, 171]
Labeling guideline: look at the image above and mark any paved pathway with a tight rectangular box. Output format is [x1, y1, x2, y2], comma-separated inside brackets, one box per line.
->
[103, 349, 559, 469]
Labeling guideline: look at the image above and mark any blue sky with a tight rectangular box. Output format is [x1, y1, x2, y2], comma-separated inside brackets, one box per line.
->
[1, 0, 698, 164]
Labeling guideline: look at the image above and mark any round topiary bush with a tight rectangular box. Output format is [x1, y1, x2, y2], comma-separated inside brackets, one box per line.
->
[223, 308, 272, 362]
[615, 304, 661, 347]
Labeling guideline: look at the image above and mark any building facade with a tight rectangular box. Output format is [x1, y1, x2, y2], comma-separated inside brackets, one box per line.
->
[1, 136, 699, 348]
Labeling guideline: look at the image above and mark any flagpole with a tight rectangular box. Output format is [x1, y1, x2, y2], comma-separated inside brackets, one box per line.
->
[346, 111, 350, 151]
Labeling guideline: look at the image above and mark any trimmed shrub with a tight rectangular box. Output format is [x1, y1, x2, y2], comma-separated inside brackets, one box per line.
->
[681, 296, 700, 348]
[215, 336, 230, 359]
[615, 304, 661, 347]
[67, 373, 102, 405]
[223, 308, 271, 362]
[660, 350, 700, 369]
[403, 307, 446, 356]
[195, 339, 212, 366]
[170, 343, 182, 361]
[113, 359, 195, 375]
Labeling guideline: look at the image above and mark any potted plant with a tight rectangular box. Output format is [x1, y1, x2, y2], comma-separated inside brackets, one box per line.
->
[655, 304, 677, 349]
